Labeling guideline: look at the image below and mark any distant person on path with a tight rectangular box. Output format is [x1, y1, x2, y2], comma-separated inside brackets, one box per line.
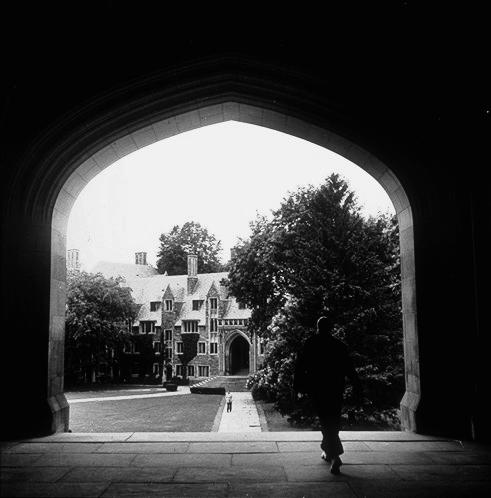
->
[225, 391, 233, 412]
[293, 316, 362, 474]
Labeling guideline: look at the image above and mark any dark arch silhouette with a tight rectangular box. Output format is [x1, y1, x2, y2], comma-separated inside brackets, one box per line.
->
[230, 335, 250, 375]
[1, 51, 486, 442]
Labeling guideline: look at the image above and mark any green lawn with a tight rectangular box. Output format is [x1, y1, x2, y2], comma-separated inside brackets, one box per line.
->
[68, 391, 223, 432]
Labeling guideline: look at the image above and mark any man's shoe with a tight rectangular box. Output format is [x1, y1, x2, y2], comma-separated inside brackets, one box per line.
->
[330, 456, 342, 475]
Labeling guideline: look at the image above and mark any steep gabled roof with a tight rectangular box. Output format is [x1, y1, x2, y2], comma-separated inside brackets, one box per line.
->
[136, 303, 163, 325]
[97, 267, 250, 324]
[207, 281, 220, 298]
[91, 261, 159, 280]
[163, 284, 174, 300]
[221, 298, 251, 319]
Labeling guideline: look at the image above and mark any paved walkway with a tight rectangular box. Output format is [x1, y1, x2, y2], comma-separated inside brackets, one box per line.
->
[1, 432, 490, 497]
[67, 387, 191, 404]
[195, 375, 250, 392]
[218, 392, 261, 432]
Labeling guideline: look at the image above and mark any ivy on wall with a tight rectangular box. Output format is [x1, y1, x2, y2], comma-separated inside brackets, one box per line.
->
[179, 333, 200, 378]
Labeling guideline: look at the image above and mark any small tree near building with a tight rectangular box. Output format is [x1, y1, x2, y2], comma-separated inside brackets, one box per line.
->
[65, 271, 138, 386]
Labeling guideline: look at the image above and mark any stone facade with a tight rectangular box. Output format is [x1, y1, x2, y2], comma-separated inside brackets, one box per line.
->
[92, 253, 264, 381]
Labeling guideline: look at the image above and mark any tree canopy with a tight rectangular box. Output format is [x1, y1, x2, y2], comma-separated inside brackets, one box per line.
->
[65, 270, 138, 385]
[226, 174, 403, 427]
[156, 221, 224, 275]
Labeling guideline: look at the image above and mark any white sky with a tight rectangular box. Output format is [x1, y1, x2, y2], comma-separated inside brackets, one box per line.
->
[67, 121, 395, 271]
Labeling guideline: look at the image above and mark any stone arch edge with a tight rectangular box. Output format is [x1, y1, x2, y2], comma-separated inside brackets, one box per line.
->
[224, 329, 253, 350]
[224, 329, 253, 376]
[44, 100, 418, 434]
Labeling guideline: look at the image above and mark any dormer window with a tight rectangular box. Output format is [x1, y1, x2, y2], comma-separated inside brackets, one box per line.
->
[238, 302, 247, 310]
[210, 298, 218, 310]
[150, 301, 161, 312]
[192, 300, 202, 311]
[165, 299, 173, 311]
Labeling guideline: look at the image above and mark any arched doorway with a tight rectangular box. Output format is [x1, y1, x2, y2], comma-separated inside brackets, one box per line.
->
[229, 335, 250, 375]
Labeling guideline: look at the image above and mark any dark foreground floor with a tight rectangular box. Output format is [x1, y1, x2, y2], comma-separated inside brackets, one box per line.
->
[1, 432, 490, 497]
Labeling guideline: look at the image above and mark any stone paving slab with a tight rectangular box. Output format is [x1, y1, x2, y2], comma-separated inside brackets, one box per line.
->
[101, 482, 229, 497]
[341, 450, 435, 465]
[231, 450, 435, 466]
[5, 442, 104, 453]
[126, 431, 299, 442]
[284, 463, 400, 482]
[16, 432, 134, 443]
[0, 466, 71, 482]
[426, 450, 491, 464]
[348, 481, 491, 497]
[131, 452, 232, 467]
[365, 440, 464, 451]
[1, 432, 490, 497]
[0, 453, 44, 467]
[277, 441, 371, 452]
[174, 464, 287, 482]
[228, 481, 356, 498]
[15, 430, 451, 443]
[188, 441, 278, 453]
[0, 481, 109, 497]
[232, 452, 321, 466]
[390, 463, 491, 481]
[61, 466, 176, 482]
[30, 452, 137, 467]
[340, 431, 447, 441]
[94, 442, 190, 453]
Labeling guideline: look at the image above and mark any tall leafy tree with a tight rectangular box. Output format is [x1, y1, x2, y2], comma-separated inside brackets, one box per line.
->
[226, 174, 403, 427]
[65, 271, 138, 386]
[156, 221, 224, 275]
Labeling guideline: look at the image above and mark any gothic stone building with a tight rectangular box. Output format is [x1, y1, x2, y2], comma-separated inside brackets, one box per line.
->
[91, 253, 264, 381]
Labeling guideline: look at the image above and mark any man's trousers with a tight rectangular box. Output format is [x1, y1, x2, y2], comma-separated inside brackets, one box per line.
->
[318, 413, 343, 458]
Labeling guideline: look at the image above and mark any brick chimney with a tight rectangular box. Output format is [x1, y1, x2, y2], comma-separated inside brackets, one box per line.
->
[187, 254, 198, 294]
[135, 252, 147, 265]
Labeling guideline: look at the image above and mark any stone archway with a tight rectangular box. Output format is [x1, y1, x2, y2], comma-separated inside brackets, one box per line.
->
[3, 66, 423, 438]
[48, 102, 417, 434]
[228, 334, 250, 375]
[48, 104, 417, 433]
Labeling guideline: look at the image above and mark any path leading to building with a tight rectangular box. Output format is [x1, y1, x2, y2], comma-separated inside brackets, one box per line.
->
[193, 375, 250, 392]
[2, 432, 490, 497]
[218, 392, 262, 432]
[194, 376, 262, 433]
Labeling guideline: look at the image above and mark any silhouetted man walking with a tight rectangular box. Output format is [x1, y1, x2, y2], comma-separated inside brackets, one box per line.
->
[294, 316, 362, 474]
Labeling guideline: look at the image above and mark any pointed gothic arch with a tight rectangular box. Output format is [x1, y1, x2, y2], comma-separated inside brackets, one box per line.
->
[3, 63, 427, 438]
[224, 330, 252, 375]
